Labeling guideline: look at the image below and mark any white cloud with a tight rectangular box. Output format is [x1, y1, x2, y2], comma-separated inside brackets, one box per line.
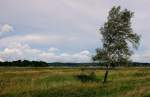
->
[0, 43, 92, 63]
[1, 42, 149, 63]
[0, 0, 150, 63]
[0, 24, 13, 33]
[48, 47, 60, 53]
[0, 24, 14, 38]
[131, 50, 150, 63]
[0, 33, 79, 44]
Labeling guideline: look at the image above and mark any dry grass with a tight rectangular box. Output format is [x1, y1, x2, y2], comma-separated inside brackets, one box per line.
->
[0, 67, 150, 97]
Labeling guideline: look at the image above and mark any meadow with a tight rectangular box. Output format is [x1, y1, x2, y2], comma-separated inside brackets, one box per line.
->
[0, 67, 150, 97]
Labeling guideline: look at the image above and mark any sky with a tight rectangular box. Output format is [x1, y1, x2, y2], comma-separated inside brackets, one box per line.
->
[0, 0, 150, 63]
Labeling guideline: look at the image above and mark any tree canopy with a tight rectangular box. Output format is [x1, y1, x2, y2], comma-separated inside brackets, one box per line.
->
[93, 6, 140, 66]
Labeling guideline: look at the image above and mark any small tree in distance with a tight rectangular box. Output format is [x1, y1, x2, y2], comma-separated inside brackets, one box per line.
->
[93, 6, 140, 83]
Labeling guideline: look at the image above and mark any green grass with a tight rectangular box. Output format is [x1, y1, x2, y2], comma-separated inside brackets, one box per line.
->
[0, 67, 150, 97]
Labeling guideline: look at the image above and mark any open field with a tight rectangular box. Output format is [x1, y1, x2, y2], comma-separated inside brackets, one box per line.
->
[0, 67, 150, 97]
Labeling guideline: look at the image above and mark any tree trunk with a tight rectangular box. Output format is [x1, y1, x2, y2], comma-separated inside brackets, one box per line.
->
[103, 64, 109, 83]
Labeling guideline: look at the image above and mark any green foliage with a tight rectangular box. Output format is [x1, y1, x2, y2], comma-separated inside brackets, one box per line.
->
[93, 6, 140, 66]
[142, 93, 150, 97]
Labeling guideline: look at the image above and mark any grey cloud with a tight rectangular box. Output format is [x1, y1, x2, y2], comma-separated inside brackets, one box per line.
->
[0, 0, 150, 62]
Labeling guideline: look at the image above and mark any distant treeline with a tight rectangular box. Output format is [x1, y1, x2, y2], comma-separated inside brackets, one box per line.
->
[48, 62, 150, 67]
[0, 60, 48, 67]
[128, 62, 150, 67]
[48, 62, 101, 67]
[0, 60, 150, 67]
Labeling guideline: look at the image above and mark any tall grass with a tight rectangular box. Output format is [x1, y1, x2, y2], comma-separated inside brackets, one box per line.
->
[0, 67, 150, 97]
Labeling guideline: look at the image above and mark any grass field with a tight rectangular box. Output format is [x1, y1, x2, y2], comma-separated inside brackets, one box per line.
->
[0, 67, 150, 97]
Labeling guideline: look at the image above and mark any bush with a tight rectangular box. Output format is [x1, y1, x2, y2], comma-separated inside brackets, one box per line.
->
[76, 71, 98, 82]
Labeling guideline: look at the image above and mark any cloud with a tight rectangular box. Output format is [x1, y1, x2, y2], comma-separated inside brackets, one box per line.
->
[0, 24, 14, 38]
[131, 50, 150, 63]
[0, 43, 92, 63]
[48, 47, 60, 53]
[0, 0, 150, 62]
[0, 42, 149, 63]
[0, 33, 99, 54]
[0, 33, 79, 46]
[0, 24, 13, 33]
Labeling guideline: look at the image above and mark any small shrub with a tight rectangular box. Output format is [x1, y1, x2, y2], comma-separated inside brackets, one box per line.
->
[76, 71, 98, 82]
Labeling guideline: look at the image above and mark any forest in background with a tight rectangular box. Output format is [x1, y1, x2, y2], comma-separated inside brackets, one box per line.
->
[0, 60, 150, 67]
